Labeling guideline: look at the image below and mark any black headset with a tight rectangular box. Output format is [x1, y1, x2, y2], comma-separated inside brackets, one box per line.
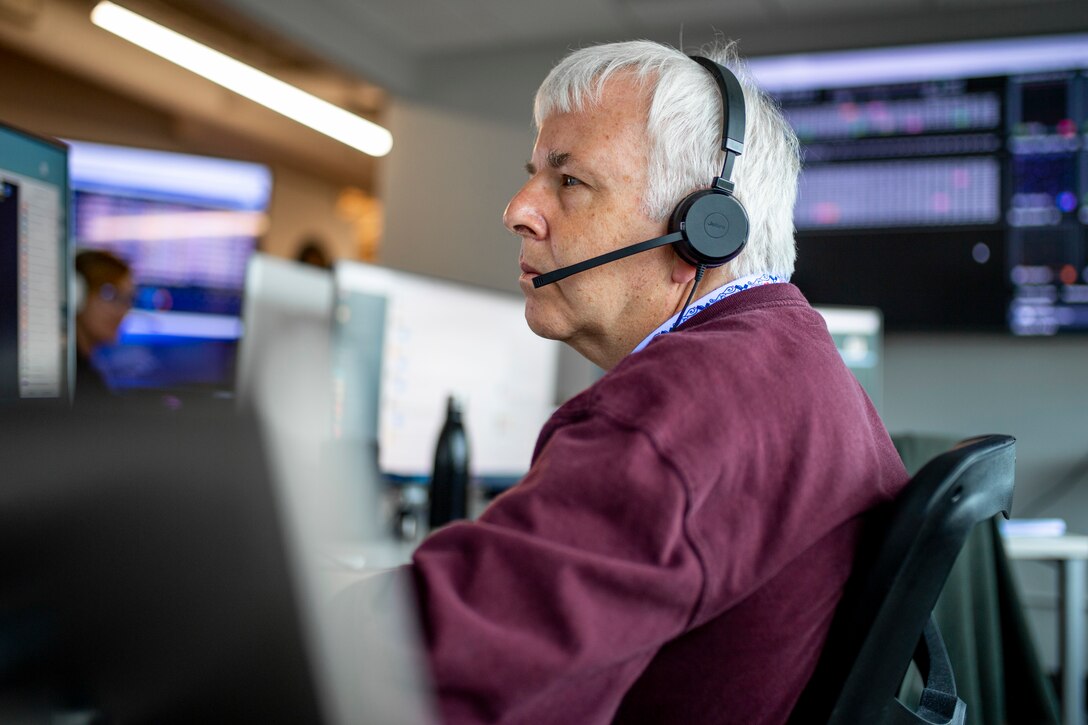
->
[532, 55, 749, 288]
[669, 56, 750, 267]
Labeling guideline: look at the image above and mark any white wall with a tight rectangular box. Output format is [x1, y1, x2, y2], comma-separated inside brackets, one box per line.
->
[882, 333, 1088, 670]
[377, 49, 606, 403]
[378, 47, 561, 294]
[883, 333, 1088, 518]
[261, 165, 357, 262]
[377, 98, 531, 293]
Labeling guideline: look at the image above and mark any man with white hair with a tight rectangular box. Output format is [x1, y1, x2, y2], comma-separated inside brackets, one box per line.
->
[405, 40, 908, 724]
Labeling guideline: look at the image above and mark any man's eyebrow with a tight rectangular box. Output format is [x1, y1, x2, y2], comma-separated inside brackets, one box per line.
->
[547, 150, 572, 169]
[525, 150, 573, 176]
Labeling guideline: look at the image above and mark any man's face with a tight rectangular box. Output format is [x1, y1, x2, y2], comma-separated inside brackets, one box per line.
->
[79, 274, 134, 348]
[503, 74, 675, 367]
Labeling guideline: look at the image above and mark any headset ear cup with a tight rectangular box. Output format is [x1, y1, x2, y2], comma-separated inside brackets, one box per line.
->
[708, 193, 749, 265]
[668, 191, 709, 266]
[668, 192, 698, 234]
[669, 190, 749, 267]
[73, 270, 87, 315]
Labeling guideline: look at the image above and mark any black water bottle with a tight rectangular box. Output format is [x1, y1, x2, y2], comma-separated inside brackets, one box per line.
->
[429, 395, 470, 530]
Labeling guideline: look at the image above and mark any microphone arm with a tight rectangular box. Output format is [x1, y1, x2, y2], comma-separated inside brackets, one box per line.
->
[532, 232, 684, 288]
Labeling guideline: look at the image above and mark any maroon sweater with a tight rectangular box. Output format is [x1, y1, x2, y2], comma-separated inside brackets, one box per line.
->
[409, 283, 908, 724]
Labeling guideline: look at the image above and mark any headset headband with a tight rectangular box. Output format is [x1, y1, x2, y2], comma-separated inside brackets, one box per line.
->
[689, 56, 745, 190]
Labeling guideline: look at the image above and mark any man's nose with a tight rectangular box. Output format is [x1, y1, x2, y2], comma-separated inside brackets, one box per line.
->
[503, 181, 547, 241]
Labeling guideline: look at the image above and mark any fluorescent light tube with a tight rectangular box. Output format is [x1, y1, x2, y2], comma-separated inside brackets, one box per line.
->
[90, 1, 393, 157]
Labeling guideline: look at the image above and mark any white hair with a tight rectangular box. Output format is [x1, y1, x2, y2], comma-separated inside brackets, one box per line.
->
[534, 39, 801, 279]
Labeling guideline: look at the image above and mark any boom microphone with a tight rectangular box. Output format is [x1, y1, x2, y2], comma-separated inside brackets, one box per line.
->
[531, 231, 684, 288]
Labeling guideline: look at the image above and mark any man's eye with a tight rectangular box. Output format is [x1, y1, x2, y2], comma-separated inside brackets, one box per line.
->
[561, 175, 583, 187]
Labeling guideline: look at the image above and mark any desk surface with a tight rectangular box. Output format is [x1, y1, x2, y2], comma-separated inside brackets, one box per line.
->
[1005, 534, 1088, 560]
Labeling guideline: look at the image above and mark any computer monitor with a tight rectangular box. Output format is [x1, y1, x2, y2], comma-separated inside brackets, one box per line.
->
[0, 398, 435, 724]
[234, 253, 387, 544]
[814, 305, 883, 414]
[749, 32, 1088, 334]
[67, 140, 272, 393]
[0, 120, 69, 405]
[235, 252, 334, 417]
[333, 261, 561, 488]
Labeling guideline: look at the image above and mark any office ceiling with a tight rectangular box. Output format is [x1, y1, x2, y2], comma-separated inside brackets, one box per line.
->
[219, 0, 1062, 56]
[1, 0, 1086, 188]
[0, 0, 392, 185]
[214, 0, 1088, 96]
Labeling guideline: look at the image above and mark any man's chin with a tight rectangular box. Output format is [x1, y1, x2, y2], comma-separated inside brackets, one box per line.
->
[525, 318, 561, 342]
[523, 307, 568, 343]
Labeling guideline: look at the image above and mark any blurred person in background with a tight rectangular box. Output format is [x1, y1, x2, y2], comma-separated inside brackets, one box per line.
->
[74, 249, 134, 399]
[295, 236, 333, 270]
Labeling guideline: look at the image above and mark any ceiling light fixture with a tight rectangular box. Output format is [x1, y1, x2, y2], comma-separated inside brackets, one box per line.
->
[90, 1, 393, 157]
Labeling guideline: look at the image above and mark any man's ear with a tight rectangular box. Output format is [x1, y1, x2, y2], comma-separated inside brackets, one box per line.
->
[671, 257, 698, 285]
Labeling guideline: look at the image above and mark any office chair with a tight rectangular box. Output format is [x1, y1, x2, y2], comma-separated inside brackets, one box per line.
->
[892, 433, 1058, 725]
[788, 434, 1016, 725]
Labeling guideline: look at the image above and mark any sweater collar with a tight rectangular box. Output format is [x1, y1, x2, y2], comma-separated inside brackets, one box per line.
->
[631, 272, 786, 355]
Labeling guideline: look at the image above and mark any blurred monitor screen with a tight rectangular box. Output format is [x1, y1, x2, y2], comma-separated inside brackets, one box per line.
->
[0, 120, 69, 404]
[67, 140, 272, 393]
[234, 253, 334, 419]
[235, 253, 393, 543]
[814, 306, 883, 413]
[333, 261, 561, 487]
[749, 33, 1088, 335]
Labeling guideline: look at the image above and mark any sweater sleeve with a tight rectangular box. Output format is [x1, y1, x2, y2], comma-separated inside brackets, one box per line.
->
[409, 409, 706, 724]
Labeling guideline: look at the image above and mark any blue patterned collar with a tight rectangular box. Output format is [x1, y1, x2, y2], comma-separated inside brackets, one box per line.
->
[631, 272, 785, 355]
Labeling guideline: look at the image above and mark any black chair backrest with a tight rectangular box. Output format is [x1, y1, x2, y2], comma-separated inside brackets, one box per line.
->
[789, 434, 1016, 724]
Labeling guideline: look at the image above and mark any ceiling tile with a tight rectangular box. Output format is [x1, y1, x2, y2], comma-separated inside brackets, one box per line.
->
[320, 0, 622, 54]
[935, 0, 1068, 5]
[774, 0, 921, 16]
[621, 0, 775, 27]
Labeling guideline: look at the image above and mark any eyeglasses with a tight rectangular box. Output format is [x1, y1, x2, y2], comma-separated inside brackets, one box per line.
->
[97, 283, 136, 308]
